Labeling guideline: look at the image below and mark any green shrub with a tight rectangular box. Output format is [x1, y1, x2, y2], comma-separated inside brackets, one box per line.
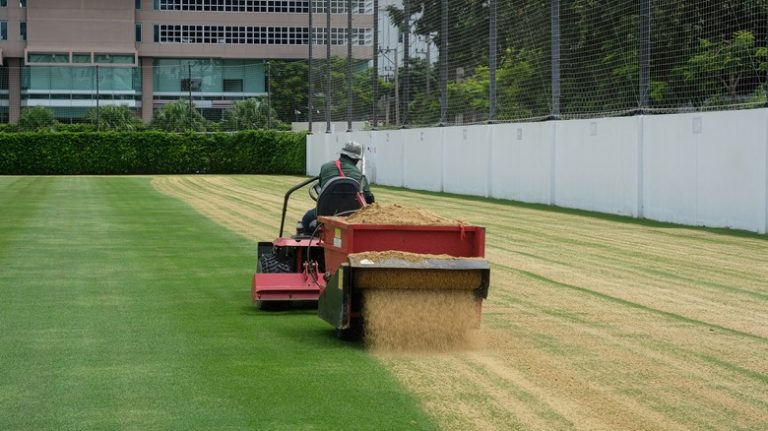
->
[0, 131, 306, 175]
[151, 100, 210, 132]
[56, 124, 98, 133]
[85, 105, 145, 131]
[18, 107, 58, 131]
[221, 98, 287, 131]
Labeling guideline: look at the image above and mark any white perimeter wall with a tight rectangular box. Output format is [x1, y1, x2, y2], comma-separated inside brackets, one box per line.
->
[307, 109, 768, 234]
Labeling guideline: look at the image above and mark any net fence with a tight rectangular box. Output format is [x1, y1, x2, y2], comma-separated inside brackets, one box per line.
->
[0, 0, 764, 130]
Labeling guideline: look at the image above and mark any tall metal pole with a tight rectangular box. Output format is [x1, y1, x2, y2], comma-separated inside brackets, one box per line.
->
[267, 61, 272, 129]
[394, 47, 399, 125]
[95, 65, 100, 131]
[372, 0, 379, 129]
[346, 0, 353, 132]
[425, 38, 431, 98]
[308, 0, 314, 133]
[551, 0, 560, 119]
[439, 0, 448, 125]
[402, 0, 410, 126]
[489, 0, 497, 123]
[639, 0, 650, 113]
[326, 0, 332, 133]
[188, 63, 193, 130]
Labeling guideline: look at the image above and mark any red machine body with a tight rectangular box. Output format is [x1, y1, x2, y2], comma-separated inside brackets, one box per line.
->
[251, 216, 487, 305]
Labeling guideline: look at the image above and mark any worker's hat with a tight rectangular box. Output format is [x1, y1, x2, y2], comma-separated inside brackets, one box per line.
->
[340, 141, 363, 160]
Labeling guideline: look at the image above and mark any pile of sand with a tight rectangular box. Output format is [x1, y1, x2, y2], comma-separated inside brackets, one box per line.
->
[346, 203, 463, 225]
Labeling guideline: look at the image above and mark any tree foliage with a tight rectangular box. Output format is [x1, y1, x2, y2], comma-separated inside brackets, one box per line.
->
[151, 100, 209, 132]
[221, 98, 286, 131]
[18, 107, 58, 131]
[85, 105, 144, 131]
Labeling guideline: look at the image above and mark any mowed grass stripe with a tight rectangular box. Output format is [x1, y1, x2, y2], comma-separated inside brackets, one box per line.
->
[152, 175, 768, 430]
[0, 176, 434, 430]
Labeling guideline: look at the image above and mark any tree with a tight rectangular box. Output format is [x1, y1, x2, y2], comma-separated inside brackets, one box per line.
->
[151, 100, 208, 132]
[221, 98, 286, 131]
[18, 106, 58, 131]
[85, 105, 144, 131]
[269, 61, 309, 124]
[675, 31, 766, 105]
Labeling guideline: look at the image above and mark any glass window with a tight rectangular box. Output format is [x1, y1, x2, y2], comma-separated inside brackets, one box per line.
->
[136, 23, 142, 42]
[20, 22, 26, 41]
[72, 53, 92, 63]
[0, 1, 7, 8]
[223, 79, 243, 92]
[95, 54, 136, 65]
[0, 21, 6, 41]
[28, 53, 69, 63]
[19, 0, 25, 7]
[136, 0, 142, 9]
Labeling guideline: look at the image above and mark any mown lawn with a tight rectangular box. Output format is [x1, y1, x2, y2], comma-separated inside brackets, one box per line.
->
[151, 175, 768, 431]
[0, 176, 434, 430]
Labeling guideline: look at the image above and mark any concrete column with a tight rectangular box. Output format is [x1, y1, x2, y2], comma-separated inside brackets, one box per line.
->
[141, 56, 154, 123]
[8, 58, 22, 124]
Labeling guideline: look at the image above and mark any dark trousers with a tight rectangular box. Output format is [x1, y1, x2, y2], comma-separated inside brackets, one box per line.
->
[302, 208, 317, 234]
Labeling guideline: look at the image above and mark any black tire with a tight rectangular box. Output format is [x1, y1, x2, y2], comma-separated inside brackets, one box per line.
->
[256, 299, 290, 311]
[259, 252, 292, 274]
[256, 252, 292, 311]
[335, 318, 363, 341]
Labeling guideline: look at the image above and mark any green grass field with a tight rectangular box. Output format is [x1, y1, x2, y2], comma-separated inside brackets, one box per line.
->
[0, 177, 434, 430]
[3, 175, 768, 431]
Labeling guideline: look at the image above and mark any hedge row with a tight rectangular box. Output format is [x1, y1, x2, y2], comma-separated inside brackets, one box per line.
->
[0, 130, 306, 175]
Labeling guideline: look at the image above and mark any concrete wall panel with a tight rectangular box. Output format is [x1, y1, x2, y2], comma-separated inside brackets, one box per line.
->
[489, 123, 553, 204]
[403, 129, 444, 192]
[554, 117, 640, 216]
[443, 126, 491, 197]
[369, 130, 404, 188]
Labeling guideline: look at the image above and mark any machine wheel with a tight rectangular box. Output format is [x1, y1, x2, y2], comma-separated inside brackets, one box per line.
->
[256, 299, 289, 311]
[335, 318, 363, 341]
[256, 252, 292, 311]
[259, 252, 292, 274]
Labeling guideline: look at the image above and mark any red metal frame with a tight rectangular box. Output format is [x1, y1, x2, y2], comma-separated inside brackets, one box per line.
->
[318, 216, 486, 276]
[252, 218, 487, 303]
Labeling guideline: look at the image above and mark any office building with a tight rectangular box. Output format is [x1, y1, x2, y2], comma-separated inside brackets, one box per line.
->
[0, 0, 373, 123]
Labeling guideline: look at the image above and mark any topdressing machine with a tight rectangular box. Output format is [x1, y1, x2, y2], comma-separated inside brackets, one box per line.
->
[251, 175, 490, 339]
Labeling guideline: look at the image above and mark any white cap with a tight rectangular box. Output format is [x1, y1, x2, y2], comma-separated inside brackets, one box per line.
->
[340, 141, 363, 160]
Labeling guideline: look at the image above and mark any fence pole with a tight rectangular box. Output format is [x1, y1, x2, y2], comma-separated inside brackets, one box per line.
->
[187, 63, 193, 130]
[372, 0, 379, 129]
[489, 0, 497, 123]
[308, 0, 314, 133]
[440, 0, 448, 125]
[326, 0, 332, 133]
[402, 0, 410, 126]
[346, 0, 353, 132]
[639, 0, 650, 113]
[95, 65, 100, 131]
[551, 0, 560, 119]
[267, 61, 272, 129]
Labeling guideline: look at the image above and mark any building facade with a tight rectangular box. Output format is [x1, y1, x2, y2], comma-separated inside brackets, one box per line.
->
[0, 0, 373, 123]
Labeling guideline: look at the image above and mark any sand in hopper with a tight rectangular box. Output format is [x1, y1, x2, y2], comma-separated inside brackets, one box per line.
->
[346, 203, 464, 225]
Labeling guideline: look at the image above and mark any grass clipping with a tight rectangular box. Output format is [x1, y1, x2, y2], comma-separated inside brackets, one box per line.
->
[346, 202, 480, 353]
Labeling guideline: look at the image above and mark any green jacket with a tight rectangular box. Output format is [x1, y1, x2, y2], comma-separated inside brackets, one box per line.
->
[318, 155, 374, 202]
